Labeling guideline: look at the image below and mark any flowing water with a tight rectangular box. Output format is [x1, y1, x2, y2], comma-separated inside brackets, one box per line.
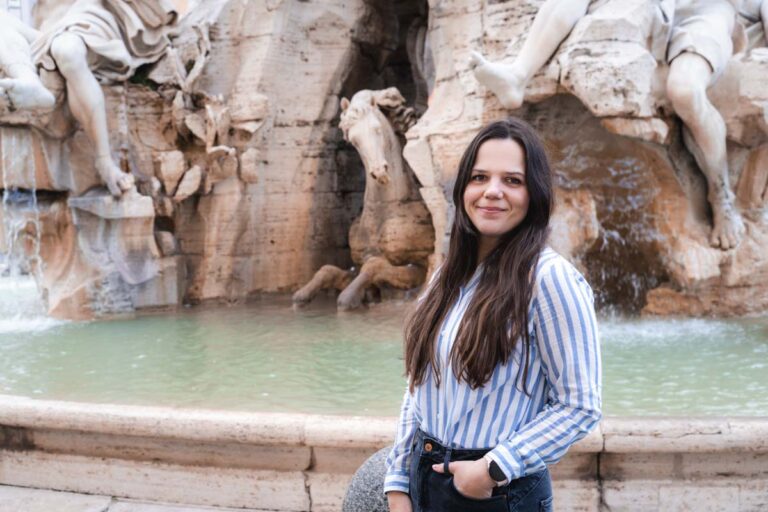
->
[0, 297, 766, 417]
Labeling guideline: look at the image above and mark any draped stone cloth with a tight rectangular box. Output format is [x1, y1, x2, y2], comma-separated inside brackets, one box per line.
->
[32, 0, 177, 82]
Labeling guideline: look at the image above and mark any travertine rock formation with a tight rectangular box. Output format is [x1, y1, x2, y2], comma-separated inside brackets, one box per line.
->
[403, 0, 768, 315]
[2, 0, 767, 318]
[1, 0, 418, 317]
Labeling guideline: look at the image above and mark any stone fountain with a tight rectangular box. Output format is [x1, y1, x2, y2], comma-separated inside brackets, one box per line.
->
[0, 0, 766, 321]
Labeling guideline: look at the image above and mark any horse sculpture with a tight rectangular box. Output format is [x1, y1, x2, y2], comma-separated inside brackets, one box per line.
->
[293, 87, 434, 310]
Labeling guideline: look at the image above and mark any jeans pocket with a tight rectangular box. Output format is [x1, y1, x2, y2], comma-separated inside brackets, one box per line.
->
[439, 476, 507, 512]
[448, 477, 494, 502]
[539, 495, 554, 512]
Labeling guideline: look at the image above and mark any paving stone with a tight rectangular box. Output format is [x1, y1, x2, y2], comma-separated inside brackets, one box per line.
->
[0, 485, 111, 512]
[109, 499, 270, 511]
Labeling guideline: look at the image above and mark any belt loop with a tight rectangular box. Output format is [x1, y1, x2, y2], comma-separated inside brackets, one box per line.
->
[443, 447, 452, 475]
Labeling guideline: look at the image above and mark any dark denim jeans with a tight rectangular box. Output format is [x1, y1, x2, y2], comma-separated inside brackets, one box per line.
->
[409, 430, 553, 512]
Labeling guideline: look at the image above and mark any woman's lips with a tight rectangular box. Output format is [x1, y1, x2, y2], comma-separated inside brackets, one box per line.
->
[477, 206, 506, 213]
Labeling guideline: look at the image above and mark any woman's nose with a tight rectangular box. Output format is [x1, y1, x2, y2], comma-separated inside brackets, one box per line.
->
[483, 179, 503, 198]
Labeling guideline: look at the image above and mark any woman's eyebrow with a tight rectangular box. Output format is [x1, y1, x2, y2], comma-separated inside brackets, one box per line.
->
[472, 168, 525, 175]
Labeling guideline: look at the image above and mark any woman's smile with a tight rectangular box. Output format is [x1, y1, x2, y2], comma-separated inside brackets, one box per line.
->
[463, 138, 530, 257]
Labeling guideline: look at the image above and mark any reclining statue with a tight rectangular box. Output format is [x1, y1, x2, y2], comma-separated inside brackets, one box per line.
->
[471, 0, 746, 250]
[0, 0, 178, 197]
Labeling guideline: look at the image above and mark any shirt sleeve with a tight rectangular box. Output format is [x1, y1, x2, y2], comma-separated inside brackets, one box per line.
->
[486, 257, 602, 481]
[383, 385, 418, 494]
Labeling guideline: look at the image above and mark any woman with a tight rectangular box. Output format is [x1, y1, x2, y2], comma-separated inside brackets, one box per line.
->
[384, 118, 601, 511]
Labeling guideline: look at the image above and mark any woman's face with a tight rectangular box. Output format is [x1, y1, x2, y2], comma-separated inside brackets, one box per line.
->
[463, 138, 530, 248]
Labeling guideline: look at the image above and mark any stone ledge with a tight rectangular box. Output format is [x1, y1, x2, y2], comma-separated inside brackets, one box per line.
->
[2, 396, 767, 455]
[602, 417, 768, 453]
[2, 396, 768, 511]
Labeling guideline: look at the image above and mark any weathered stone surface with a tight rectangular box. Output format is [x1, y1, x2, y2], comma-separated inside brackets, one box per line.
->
[548, 188, 599, 267]
[109, 500, 265, 512]
[308, 473, 354, 512]
[0, 450, 309, 511]
[173, 165, 203, 202]
[0, 398, 767, 512]
[0, 485, 111, 512]
[736, 144, 768, 211]
[155, 151, 187, 196]
[170, 0, 382, 301]
[239, 148, 260, 184]
[155, 231, 179, 257]
[405, 0, 768, 315]
[600, 117, 670, 145]
[659, 485, 740, 512]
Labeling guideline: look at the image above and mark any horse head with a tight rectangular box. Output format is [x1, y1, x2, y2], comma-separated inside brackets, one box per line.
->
[339, 88, 408, 186]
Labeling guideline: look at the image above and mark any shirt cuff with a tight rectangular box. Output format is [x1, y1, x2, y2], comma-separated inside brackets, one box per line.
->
[383, 473, 410, 495]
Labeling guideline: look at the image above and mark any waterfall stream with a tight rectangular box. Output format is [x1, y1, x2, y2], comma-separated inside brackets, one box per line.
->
[0, 130, 61, 333]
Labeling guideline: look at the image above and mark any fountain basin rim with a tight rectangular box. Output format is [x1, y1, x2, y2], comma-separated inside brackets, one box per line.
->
[1, 394, 767, 453]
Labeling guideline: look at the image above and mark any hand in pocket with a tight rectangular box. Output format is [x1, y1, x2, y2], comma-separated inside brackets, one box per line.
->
[432, 459, 495, 499]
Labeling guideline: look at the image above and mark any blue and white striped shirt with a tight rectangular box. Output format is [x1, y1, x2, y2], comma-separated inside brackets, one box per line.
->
[384, 247, 602, 494]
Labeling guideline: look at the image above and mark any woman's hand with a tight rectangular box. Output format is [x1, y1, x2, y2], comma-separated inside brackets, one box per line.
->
[386, 491, 413, 512]
[432, 459, 496, 499]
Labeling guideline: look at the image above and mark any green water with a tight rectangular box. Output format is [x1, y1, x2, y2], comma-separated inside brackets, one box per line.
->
[1, 296, 767, 416]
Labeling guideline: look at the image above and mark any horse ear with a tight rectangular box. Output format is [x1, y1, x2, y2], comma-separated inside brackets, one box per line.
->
[373, 87, 406, 109]
[340, 97, 350, 111]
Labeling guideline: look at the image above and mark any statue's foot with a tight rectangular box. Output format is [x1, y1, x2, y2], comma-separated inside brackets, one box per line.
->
[710, 207, 745, 250]
[0, 77, 55, 111]
[469, 51, 526, 110]
[96, 156, 135, 197]
[292, 286, 315, 305]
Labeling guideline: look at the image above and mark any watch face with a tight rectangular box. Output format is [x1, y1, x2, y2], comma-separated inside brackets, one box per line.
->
[489, 460, 506, 482]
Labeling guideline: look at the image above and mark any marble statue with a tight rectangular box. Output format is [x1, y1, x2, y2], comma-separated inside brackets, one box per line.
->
[0, 0, 178, 197]
[470, 0, 592, 110]
[471, 0, 746, 249]
[665, 0, 745, 250]
[293, 88, 434, 310]
[0, 7, 55, 110]
[740, 0, 768, 44]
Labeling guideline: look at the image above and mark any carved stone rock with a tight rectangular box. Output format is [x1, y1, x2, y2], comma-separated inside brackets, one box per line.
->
[155, 150, 187, 196]
[173, 165, 203, 202]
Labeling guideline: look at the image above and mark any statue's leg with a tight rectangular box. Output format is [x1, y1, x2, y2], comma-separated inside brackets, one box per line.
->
[667, 52, 744, 250]
[337, 256, 425, 311]
[470, 0, 591, 109]
[0, 11, 53, 110]
[49, 31, 134, 197]
[292, 264, 354, 306]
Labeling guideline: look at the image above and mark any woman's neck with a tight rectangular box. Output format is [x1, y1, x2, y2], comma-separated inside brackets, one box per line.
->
[477, 236, 498, 263]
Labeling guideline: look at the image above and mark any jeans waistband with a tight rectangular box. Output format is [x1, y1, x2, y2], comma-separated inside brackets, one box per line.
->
[414, 429, 490, 460]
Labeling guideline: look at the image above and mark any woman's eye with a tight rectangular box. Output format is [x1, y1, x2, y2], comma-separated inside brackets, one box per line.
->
[471, 174, 485, 181]
[506, 177, 523, 185]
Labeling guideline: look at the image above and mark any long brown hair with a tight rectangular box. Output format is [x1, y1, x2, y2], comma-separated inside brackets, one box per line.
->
[404, 118, 553, 392]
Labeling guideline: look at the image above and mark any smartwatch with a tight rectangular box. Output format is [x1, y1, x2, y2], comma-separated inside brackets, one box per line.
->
[483, 455, 509, 486]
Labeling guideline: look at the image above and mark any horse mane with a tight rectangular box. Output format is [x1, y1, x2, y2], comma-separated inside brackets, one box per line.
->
[380, 102, 416, 137]
[340, 88, 418, 137]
